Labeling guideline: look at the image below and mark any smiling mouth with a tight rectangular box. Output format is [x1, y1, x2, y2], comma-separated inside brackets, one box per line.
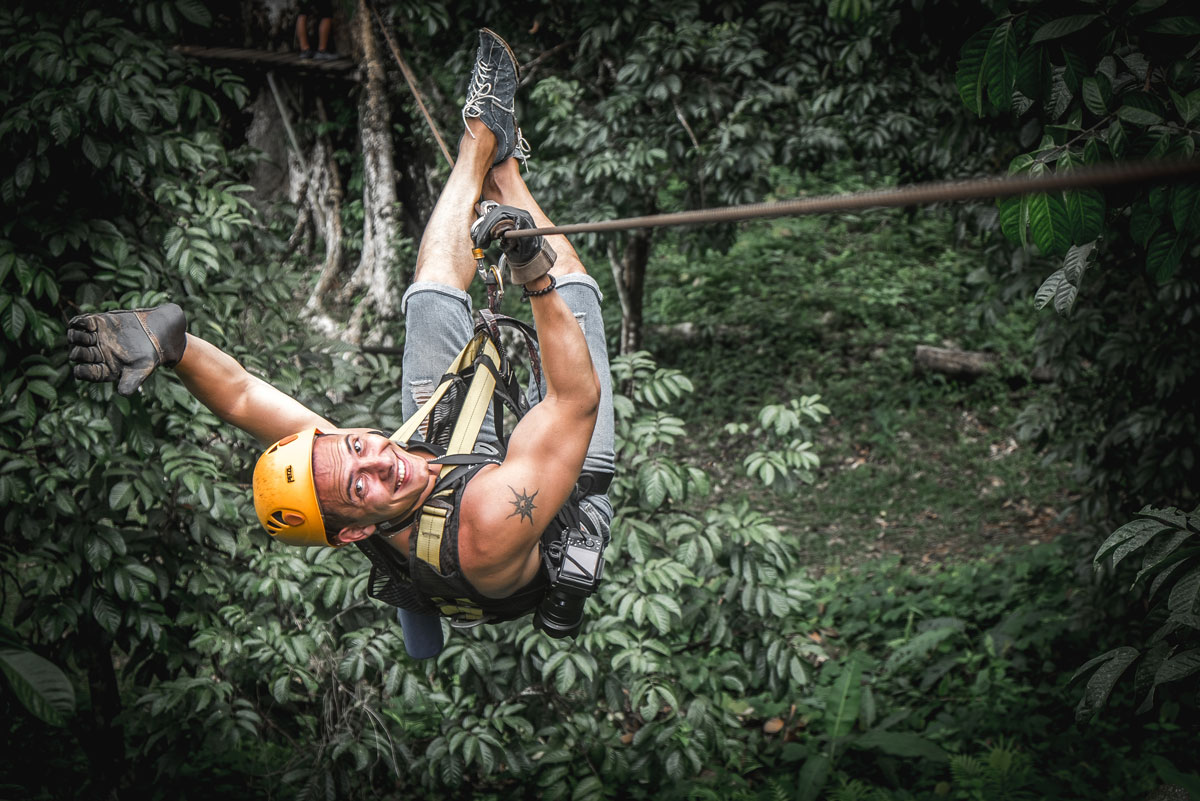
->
[393, 450, 407, 494]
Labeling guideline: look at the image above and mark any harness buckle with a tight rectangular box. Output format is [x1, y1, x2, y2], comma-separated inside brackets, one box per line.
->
[472, 248, 505, 312]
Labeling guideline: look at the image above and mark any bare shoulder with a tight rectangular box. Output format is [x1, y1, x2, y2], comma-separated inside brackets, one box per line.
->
[456, 465, 544, 598]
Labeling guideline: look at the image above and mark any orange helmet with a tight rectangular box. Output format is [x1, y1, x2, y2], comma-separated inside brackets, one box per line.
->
[252, 427, 335, 548]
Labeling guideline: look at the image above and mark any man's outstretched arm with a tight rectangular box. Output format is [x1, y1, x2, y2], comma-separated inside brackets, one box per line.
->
[174, 334, 332, 446]
[69, 305, 331, 446]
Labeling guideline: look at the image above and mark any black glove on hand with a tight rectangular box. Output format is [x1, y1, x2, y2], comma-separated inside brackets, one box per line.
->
[470, 203, 556, 285]
[68, 304, 187, 396]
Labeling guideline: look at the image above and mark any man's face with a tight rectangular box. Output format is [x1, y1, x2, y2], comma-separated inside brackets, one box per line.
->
[311, 429, 433, 537]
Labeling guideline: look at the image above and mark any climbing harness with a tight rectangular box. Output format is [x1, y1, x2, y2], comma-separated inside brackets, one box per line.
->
[353, 310, 609, 637]
[472, 247, 505, 312]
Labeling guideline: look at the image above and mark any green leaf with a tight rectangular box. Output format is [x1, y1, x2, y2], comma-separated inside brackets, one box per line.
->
[1170, 88, 1200, 125]
[1053, 274, 1077, 315]
[1154, 648, 1200, 685]
[1107, 119, 1127, 157]
[108, 481, 135, 511]
[1117, 105, 1163, 126]
[885, 620, 964, 672]
[92, 594, 121, 634]
[1063, 242, 1096, 285]
[983, 19, 1018, 112]
[637, 462, 667, 509]
[1029, 192, 1071, 255]
[1170, 184, 1200, 233]
[1072, 646, 1139, 720]
[956, 22, 997, 116]
[1145, 230, 1186, 282]
[1081, 76, 1110, 116]
[796, 754, 831, 801]
[1117, 93, 1166, 126]
[1129, 200, 1161, 248]
[1034, 269, 1066, 310]
[0, 648, 76, 727]
[1031, 15, 1100, 44]
[1167, 564, 1200, 614]
[1133, 532, 1195, 586]
[854, 731, 949, 762]
[1061, 50, 1087, 94]
[2, 301, 27, 340]
[174, 0, 213, 26]
[1143, 16, 1200, 35]
[1015, 46, 1048, 100]
[1129, 0, 1169, 14]
[1096, 518, 1171, 566]
[826, 654, 862, 742]
[998, 195, 1029, 247]
[1064, 188, 1105, 244]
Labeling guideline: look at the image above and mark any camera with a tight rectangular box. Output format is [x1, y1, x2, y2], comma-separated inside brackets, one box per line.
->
[534, 522, 606, 638]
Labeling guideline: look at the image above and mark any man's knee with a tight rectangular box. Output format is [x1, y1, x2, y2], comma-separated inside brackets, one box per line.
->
[412, 256, 460, 288]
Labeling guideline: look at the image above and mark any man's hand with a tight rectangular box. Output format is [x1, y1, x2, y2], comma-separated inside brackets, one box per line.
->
[470, 203, 556, 285]
[68, 304, 187, 396]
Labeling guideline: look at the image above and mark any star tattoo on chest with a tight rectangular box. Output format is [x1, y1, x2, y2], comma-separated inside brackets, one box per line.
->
[506, 486, 539, 524]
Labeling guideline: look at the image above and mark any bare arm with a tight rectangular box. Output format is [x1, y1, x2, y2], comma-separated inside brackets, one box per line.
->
[175, 334, 333, 446]
[459, 277, 601, 596]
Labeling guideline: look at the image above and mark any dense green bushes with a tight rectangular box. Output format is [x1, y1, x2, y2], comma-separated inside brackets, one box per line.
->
[2, 1, 1197, 799]
[958, 0, 1200, 518]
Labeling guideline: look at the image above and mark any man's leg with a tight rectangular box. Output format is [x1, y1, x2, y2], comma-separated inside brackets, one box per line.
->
[413, 122, 496, 291]
[482, 159, 586, 280]
[400, 122, 501, 443]
[402, 29, 521, 445]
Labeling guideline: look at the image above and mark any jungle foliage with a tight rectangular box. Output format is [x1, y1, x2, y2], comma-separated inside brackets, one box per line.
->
[951, 0, 1200, 732]
[0, 0, 1197, 799]
[958, 0, 1200, 518]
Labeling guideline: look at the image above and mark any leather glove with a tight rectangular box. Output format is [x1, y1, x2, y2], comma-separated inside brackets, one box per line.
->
[68, 304, 187, 396]
[470, 203, 556, 285]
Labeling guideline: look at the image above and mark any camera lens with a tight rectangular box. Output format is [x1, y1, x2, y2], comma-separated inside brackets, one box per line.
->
[533, 589, 585, 638]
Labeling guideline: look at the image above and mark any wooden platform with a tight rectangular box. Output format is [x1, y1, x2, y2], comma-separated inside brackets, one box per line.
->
[174, 45, 357, 79]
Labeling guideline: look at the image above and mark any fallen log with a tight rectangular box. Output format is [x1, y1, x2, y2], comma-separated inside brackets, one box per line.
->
[914, 345, 1053, 383]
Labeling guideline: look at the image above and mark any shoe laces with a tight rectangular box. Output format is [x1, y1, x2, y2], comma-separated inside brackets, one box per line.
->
[513, 127, 531, 167]
[461, 61, 515, 136]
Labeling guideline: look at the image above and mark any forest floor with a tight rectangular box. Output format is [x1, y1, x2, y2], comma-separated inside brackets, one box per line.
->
[629, 168, 1083, 572]
[678, 398, 1080, 573]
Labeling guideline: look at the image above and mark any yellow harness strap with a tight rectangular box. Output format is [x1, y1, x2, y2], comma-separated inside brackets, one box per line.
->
[389, 330, 505, 606]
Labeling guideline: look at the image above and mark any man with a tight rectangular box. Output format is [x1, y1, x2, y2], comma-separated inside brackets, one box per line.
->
[67, 30, 615, 659]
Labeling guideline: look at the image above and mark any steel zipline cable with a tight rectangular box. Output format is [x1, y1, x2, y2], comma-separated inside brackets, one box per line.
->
[352, 17, 1200, 355]
[501, 158, 1200, 240]
[360, 9, 1198, 240]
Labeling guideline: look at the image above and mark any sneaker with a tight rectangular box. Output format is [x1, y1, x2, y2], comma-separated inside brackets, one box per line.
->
[313, 50, 339, 61]
[298, 49, 314, 59]
[461, 28, 528, 165]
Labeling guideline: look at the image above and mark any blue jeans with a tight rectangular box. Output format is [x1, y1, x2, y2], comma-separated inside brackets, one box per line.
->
[399, 274, 614, 527]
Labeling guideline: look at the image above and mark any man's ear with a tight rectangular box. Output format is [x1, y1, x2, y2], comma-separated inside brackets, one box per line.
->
[331, 524, 376, 545]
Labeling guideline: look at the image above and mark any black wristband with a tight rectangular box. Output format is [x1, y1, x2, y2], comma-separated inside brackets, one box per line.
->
[521, 273, 556, 302]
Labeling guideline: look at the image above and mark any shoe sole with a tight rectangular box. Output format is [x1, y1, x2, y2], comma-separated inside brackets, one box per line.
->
[479, 27, 520, 83]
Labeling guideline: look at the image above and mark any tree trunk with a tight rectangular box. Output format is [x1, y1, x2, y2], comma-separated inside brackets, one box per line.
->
[244, 68, 347, 337]
[78, 621, 125, 800]
[303, 98, 347, 337]
[341, 0, 399, 344]
[914, 345, 1054, 382]
[390, 103, 437, 249]
[608, 230, 652, 354]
